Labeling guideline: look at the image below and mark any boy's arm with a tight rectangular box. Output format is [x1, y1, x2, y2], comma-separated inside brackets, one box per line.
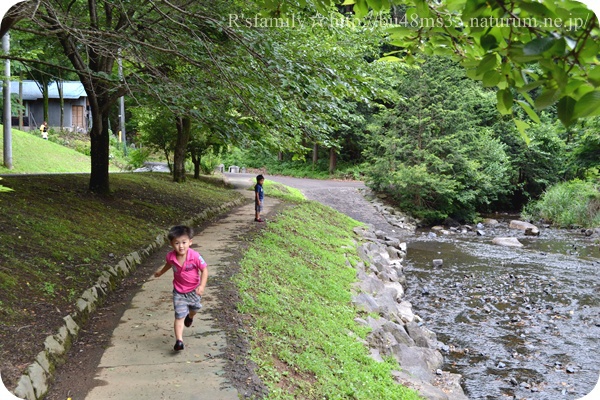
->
[154, 262, 170, 278]
[196, 266, 208, 296]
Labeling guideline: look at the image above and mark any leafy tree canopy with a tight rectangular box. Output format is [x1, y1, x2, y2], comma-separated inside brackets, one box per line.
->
[261, 0, 599, 131]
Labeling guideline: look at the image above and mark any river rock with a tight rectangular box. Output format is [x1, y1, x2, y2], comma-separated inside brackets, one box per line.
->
[509, 220, 539, 235]
[384, 282, 405, 300]
[383, 320, 415, 347]
[483, 218, 499, 225]
[357, 274, 385, 295]
[352, 293, 380, 313]
[405, 321, 437, 348]
[392, 343, 444, 382]
[492, 237, 524, 247]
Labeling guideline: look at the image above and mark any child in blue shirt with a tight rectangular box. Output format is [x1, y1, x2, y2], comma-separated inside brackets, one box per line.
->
[254, 174, 264, 222]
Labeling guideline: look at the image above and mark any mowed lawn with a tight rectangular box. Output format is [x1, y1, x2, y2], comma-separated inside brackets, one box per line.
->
[0, 126, 91, 174]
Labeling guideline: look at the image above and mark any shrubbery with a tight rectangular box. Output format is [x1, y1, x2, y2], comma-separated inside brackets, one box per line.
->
[523, 179, 600, 228]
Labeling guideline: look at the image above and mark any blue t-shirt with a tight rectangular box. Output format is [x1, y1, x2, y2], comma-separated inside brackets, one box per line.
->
[255, 183, 264, 201]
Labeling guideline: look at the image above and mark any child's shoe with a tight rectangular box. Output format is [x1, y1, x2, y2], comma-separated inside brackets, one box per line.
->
[174, 340, 184, 351]
[184, 314, 193, 327]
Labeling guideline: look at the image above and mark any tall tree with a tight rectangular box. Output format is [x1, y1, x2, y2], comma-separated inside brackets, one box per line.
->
[2, 0, 244, 193]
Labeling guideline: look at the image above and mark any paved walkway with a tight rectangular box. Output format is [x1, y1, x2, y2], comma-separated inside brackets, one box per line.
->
[84, 175, 276, 400]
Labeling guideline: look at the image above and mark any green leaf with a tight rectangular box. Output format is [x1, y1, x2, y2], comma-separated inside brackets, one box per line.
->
[534, 88, 560, 110]
[377, 56, 402, 62]
[366, 0, 383, 12]
[523, 37, 556, 56]
[482, 70, 501, 87]
[476, 53, 498, 76]
[516, 100, 541, 123]
[557, 96, 576, 127]
[415, 0, 430, 18]
[517, 80, 545, 93]
[573, 90, 600, 119]
[480, 34, 498, 51]
[513, 119, 531, 146]
[497, 89, 513, 115]
[588, 66, 600, 87]
[518, 2, 556, 18]
[387, 26, 415, 39]
[353, 0, 369, 18]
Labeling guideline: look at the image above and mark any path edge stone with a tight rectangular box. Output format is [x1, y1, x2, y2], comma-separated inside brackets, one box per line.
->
[11, 196, 247, 400]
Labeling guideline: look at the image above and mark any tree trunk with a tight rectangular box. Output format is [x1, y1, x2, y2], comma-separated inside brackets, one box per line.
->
[329, 147, 337, 174]
[18, 74, 23, 130]
[88, 100, 110, 193]
[312, 143, 318, 164]
[173, 116, 191, 182]
[192, 151, 201, 179]
[42, 80, 49, 123]
[58, 79, 64, 130]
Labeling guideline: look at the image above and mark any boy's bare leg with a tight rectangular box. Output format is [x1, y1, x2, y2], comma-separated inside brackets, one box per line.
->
[174, 318, 185, 341]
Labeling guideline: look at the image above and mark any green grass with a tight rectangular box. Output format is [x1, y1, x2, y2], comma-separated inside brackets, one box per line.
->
[0, 173, 241, 323]
[0, 125, 92, 174]
[263, 180, 306, 202]
[235, 201, 421, 399]
[523, 179, 600, 228]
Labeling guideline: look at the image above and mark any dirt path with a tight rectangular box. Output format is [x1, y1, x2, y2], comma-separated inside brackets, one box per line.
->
[263, 174, 394, 232]
[45, 175, 276, 400]
[42, 173, 392, 400]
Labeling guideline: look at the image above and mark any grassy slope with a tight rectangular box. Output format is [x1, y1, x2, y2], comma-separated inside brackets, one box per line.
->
[0, 126, 92, 174]
[239, 185, 421, 400]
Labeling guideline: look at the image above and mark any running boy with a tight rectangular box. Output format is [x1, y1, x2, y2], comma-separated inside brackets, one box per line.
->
[254, 174, 265, 222]
[154, 225, 208, 351]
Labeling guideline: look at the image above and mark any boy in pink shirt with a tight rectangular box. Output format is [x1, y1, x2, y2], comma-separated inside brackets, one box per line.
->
[154, 225, 208, 351]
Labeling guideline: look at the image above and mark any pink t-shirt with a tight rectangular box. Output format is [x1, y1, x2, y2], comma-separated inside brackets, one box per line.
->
[165, 248, 207, 293]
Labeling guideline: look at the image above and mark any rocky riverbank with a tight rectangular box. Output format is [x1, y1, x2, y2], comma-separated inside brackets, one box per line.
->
[351, 225, 468, 400]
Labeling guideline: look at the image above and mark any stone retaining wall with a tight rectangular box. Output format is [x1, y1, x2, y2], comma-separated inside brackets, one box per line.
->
[12, 197, 247, 400]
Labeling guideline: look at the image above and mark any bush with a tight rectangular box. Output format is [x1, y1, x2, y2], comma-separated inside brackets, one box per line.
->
[200, 151, 220, 175]
[128, 147, 152, 169]
[523, 179, 600, 228]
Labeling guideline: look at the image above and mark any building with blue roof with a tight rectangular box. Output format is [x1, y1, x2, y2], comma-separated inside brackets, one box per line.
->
[2, 80, 90, 132]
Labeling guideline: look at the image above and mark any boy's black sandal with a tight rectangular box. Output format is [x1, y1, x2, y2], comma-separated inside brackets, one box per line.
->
[184, 314, 193, 327]
[174, 340, 184, 351]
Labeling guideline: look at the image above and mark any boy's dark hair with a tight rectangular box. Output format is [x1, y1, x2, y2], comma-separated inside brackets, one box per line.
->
[168, 225, 193, 242]
[256, 174, 264, 182]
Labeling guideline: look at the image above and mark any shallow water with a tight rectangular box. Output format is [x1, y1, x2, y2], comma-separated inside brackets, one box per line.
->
[404, 220, 600, 399]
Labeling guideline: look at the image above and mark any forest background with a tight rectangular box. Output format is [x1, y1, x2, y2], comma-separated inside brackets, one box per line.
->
[1, 0, 600, 226]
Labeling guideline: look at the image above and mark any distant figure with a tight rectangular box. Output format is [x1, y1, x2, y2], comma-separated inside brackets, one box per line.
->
[40, 121, 48, 140]
[255, 174, 265, 222]
[154, 225, 208, 351]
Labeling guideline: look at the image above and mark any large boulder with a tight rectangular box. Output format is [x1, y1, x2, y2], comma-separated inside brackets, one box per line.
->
[492, 237, 524, 247]
[509, 220, 539, 235]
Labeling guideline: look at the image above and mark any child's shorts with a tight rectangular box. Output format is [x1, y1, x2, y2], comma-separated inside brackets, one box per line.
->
[255, 201, 263, 212]
[172, 289, 202, 319]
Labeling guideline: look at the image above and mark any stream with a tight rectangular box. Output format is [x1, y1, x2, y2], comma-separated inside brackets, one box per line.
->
[260, 175, 599, 399]
[404, 218, 600, 400]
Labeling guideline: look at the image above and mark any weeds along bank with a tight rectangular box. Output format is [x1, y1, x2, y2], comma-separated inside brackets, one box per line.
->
[234, 189, 466, 399]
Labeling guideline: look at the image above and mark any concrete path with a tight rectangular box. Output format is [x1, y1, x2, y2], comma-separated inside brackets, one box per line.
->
[85, 174, 275, 400]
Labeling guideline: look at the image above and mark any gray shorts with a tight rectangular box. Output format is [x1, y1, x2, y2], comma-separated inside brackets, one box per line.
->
[172, 289, 202, 319]
[255, 201, 263, 212]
